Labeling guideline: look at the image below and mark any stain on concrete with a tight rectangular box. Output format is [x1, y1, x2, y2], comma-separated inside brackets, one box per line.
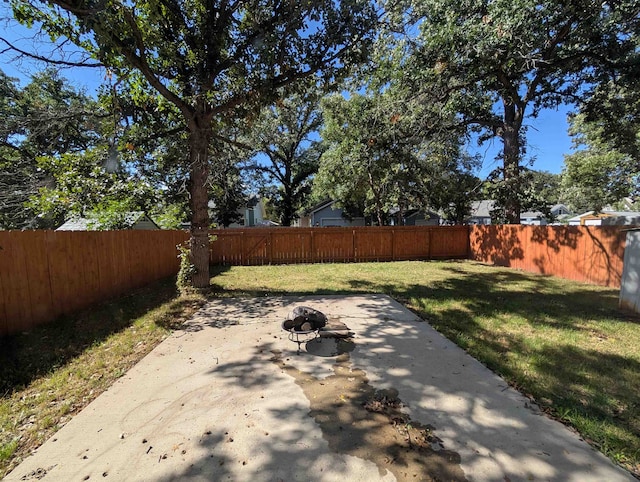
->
[271, 348, 467, 482]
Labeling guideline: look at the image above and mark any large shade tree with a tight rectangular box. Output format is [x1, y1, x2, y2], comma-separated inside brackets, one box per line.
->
[109, 77, 249, 228]
[246, 87, 324, 226]
[0, 68, 104, 229]
[318, 91, 473, 225]
[390, 0, 640, 223]
[11, 0, 377, 286]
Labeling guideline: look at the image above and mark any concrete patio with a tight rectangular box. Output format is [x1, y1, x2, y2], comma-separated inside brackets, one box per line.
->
[6, 295, 634, 481]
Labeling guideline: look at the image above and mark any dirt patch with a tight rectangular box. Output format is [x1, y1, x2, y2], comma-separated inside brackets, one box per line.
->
[271, 347, 467, 482]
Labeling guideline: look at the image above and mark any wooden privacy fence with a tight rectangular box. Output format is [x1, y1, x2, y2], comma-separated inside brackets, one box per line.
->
[0, 230, 188, 336]
[469, 225, 628, 288]
[1, 225, 630, 336]
[209, 226, 471, 265]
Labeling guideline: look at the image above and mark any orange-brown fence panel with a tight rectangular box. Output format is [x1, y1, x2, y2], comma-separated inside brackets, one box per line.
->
[0, 230, 188, 336]
[270, 230, 313, 264]
[6, 224, 624, 335]
[354, 228, 393, 262]
[469, 225, 627, 288]
[209, 226, 470, 265]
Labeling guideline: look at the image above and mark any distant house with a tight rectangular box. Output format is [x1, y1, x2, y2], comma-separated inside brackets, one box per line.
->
[295, 201, 439, 227]
[391, 208, 440, 226]
[467, 201, 572, 225]
[210, 196, 270, 228]
[234, 197, 267, 228]
[520, 211, 547, 225]
[297, 200, 366, 227]
[467, 200, 495, 225]
[551, 204, 571, 217]
[568, 211, 640, 226]
[521, 205, 572, 225]
[56, 212, 160, 231]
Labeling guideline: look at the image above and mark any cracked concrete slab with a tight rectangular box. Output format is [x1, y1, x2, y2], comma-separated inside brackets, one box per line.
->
[5, 295, 634, 481]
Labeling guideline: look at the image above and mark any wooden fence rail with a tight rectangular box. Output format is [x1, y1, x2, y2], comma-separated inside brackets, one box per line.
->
[209, 226, 471, 265]
[469, 225, 628, 288]
[0, 230, 188, 336]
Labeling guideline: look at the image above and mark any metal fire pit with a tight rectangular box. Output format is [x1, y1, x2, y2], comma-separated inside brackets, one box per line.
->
[281, 306, 327, 355]
[281, 320, 321, 355]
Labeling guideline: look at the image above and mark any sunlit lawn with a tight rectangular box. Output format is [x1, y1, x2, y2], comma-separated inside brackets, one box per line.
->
[211, 260, 640, 476]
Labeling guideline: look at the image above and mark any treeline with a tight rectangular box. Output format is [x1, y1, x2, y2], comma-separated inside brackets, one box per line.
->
[1, 0, 638, 286]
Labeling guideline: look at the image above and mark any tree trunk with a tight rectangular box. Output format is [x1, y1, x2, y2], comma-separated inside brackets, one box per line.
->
[281, 186, 293, 226]
[188, 124, 212, 288]
[368, 170, 384, 226]
[502, 102, 522, 224]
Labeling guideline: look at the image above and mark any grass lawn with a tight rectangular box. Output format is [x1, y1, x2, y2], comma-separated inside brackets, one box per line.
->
[1, 260, 638, 478]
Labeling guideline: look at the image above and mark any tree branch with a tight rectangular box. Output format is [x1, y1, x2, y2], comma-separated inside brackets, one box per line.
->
[0, 37, 103, 68]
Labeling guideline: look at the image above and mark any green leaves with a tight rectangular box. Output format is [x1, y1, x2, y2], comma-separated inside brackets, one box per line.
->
[0, 68, 107, 229]
[561, 114, 638, 212]
[27, 148, 151, 225]
[317, 88, 479, 225]
[245, 85, 324, 226]
[381, 0, 640, 221]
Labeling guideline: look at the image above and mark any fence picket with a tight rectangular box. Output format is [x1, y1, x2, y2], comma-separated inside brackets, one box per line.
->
[469, 225, 627, 288]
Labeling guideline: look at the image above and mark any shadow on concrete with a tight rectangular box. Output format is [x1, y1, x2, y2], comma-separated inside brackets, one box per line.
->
[159, 293, 636, 481]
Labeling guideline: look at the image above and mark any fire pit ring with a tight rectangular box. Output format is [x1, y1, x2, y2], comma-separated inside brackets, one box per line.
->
[281, 306, 327, 355]
[281, 320, 321, 355]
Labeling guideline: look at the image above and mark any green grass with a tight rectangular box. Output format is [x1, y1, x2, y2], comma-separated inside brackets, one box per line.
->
[0, 278, 207, 479]
[210, 261, 640, 476]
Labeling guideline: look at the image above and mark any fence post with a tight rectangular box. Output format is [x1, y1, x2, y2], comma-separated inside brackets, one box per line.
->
[391, 229, 396, 261]
[352, 229, 356, 262]
[240, 232, 246, 266]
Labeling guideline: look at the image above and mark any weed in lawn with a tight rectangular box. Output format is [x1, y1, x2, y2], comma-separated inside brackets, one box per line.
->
[0, 440, 17, 463]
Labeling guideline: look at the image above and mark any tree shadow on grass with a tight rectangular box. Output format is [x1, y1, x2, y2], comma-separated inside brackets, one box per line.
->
[0, 278, 184, 396]
[431, 307, 640, 471]
[385, 271, 640, 471]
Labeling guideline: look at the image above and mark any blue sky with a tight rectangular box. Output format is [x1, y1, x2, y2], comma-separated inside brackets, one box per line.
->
[470, 105, 574, 177]
[1, 8, 575, 178]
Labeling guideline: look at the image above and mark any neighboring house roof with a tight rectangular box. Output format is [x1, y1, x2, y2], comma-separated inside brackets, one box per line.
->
[605, 210, 640, 217]
[305, 199, 334, 215]
[550, 203, 570, 214]
[469, 202, 569, 222]
[566, 210, 640, 225]
[256, 220, 280, 227]
[567, 211, 594, 223]
[56, 212, 160, 231]
[520, 211, 544, 219]
[404, 209, 439, 219]
[469, 200, 495, 218]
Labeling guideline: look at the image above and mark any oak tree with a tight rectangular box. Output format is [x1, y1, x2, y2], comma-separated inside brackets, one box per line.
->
[246, 87, 323, 226]
[12, 0, 377, 286]
[390, 0, 640, 222]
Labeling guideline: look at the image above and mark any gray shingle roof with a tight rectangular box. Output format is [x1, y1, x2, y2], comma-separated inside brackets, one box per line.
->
[56, 212, 156, 231]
